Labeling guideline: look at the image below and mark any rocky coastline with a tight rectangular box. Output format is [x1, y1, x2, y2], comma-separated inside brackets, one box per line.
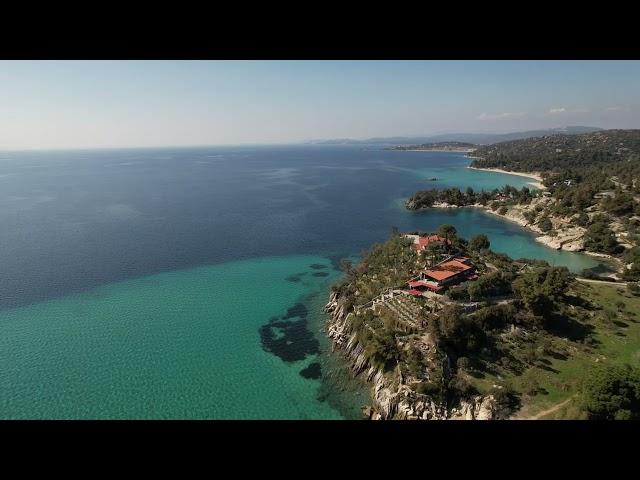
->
[323, 290, 498, 420]
[405, 200, 624, 277]
[407, 198, 586, 252]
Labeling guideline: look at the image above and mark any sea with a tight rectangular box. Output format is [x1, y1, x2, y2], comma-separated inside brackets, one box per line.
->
[0, 145, 608, 419]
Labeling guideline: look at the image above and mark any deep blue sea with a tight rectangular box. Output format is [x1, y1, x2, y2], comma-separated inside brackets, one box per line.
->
[0, 145, 606, 418]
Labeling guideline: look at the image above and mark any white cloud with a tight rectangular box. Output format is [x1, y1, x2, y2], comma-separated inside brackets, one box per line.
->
[547, 107, 589, 115]
[477, 112, 526, 121]
[605, 106, 630, 112]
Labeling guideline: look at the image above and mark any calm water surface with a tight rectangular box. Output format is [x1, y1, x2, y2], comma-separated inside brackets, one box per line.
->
[0, 145, 604, 418]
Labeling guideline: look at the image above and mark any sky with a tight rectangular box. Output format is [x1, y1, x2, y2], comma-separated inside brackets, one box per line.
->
[1, 60, 639, 150]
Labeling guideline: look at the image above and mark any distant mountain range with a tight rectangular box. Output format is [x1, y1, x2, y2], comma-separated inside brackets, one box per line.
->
[304, 126, 603, 146]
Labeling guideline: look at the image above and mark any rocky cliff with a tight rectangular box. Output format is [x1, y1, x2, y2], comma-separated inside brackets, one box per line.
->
[324, 290, 498, 420]
[481, 201, 587, 252]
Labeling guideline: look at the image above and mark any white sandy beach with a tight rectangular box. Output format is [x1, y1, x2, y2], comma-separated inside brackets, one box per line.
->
[466, 166, 546, 190]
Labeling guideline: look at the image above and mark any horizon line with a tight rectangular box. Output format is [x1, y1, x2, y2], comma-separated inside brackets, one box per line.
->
[3, 124, 636, 153]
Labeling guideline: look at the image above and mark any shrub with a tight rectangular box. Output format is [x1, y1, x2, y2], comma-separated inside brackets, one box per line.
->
[467, 272, 513, 301]
[456, 356, 470, 371]
[579, 364, 640, 420]
[574, 211, 590, 227]
[513, 266, 573, 318]
[523, 210, 538, 224]
[435, 305, 488, 356]
[449, 373, 476, 398]
[584, 220, 623, 254]
[622, 247, 640, 281]
[416, 374, 446, 403]
[521, 376, 541, 396]
[403, 345, 427, 379]
[473, 303, 517, 330]
[538, 216, 553, 232]
[491, 384, 520, 418]
[363, 327, 400, 371]
[448, 284, 470, 301]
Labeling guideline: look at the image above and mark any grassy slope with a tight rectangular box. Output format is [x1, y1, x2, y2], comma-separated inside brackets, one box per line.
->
[467, 282, 640, 419]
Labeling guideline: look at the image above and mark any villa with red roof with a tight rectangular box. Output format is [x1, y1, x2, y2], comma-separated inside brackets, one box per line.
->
[404, 234, 451, 252]
[407, 257, 478, 295]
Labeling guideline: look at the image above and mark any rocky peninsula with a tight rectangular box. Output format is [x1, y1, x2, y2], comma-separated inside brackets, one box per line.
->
[324, 288, 500, 420]
[323, 227, 640, 421]
[325, 129, 640, 420]
[320, 232, 549, 420]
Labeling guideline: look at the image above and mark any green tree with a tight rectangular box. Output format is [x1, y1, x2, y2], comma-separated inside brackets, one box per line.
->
[602, 191, 636, 216]
[584, 220, 622, 254]
[467, 272, 513, 301]
[364, 327, 400, 371]
[435, 304, 487, 355]
[513, 266, 573, 317]
[622, 247, 640, 281]
[403, 345, 427, 378]
[580, 364, 640, 420]
[465, 186, 475, 201]
[437, 224, 457, 243]
[469, 234, 490, 252]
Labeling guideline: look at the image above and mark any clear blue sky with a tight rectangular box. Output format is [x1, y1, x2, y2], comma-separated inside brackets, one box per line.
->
[1, 60, 639, 149]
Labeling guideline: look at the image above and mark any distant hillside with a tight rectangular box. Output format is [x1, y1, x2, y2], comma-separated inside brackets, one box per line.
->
[391, 141, 476, 151]
[305, 126, 602, 146]
[470, 129, 640, 173]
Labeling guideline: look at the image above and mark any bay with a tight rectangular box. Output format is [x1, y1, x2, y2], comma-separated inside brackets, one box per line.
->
[0, 145, 605, 418]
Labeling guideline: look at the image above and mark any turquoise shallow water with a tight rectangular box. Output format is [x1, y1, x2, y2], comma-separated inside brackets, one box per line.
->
[0, 145, 610, 419]
[0, 255, 352, 419]
[403, 151, 538, 191]
[393, 206, 604, 273]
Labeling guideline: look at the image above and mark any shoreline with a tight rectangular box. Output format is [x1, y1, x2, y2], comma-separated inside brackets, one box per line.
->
[395, 148, 476, 153]
[466, 166, 546, 190]
[415, 203, 622, 273]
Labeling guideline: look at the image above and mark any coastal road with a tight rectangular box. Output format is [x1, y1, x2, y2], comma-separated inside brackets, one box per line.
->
[576, 277, 627, 286]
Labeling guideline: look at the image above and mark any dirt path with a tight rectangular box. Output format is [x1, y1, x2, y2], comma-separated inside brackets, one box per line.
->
[576, 278, 627, 286]
[526, 397, 574, 420]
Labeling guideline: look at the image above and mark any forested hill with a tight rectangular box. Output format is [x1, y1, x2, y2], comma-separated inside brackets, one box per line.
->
[391, 141, 476, 151]
[470, 129, 640, 173]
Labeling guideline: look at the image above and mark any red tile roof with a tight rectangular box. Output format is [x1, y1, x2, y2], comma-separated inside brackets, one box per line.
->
[414, 235, 450, 251]
[453, 257, 471, 264]
[422, 259, 473, 282]
[408, 279, 444, 292]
